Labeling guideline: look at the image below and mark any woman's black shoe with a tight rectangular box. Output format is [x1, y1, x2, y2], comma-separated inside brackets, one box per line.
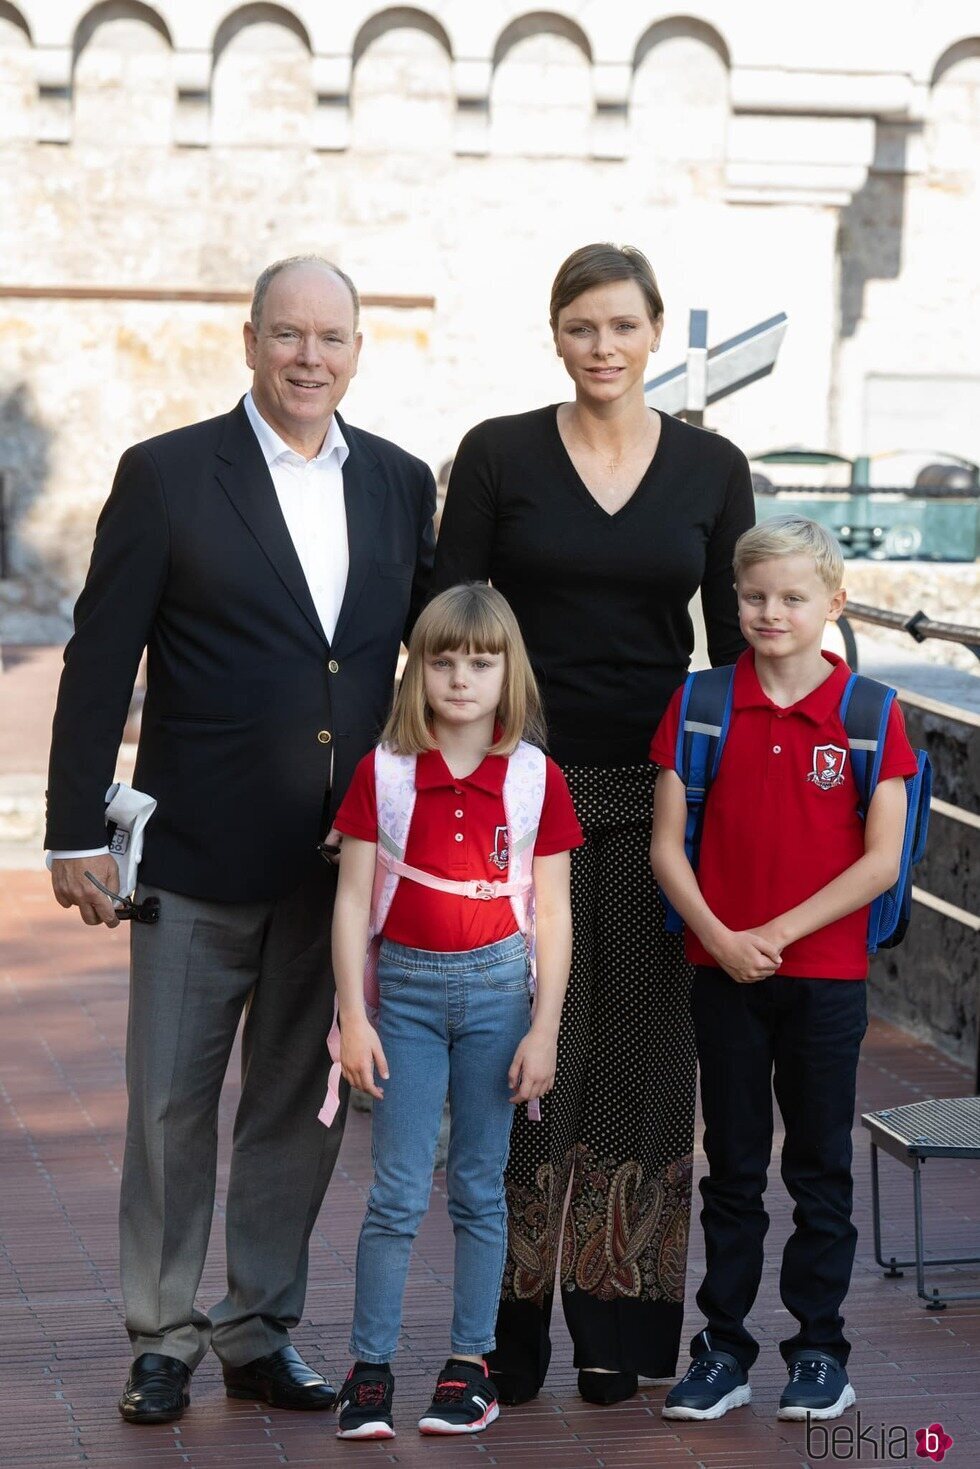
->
[492, 1369, 540, 1406]
[577, 1369, 638, 1406]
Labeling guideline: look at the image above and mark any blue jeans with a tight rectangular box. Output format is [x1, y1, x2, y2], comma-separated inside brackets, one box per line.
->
[350, 933, 532, 1362]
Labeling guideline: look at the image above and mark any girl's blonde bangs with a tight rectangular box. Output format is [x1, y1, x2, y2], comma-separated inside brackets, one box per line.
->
[415, 598, 508, 659]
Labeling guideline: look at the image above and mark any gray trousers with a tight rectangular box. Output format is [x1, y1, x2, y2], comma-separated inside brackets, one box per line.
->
[120, 863, 348, 1369]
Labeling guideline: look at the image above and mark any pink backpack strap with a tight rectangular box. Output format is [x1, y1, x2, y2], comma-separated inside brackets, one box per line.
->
[320, 745, 417, 1128]
[502, 741, 546, 947]
[370, 745, 418, 976]
[501, 742, 547, 1120]
[380, 850, 526, 900]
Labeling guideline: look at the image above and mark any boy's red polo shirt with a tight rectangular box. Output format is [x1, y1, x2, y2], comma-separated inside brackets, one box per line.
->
[335, 747, 583, 952]
[650, 650, 917, 979]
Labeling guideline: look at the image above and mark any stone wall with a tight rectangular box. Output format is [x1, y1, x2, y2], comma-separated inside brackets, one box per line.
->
[868, 694, 979, 1069]
[0, 1, 979, 637]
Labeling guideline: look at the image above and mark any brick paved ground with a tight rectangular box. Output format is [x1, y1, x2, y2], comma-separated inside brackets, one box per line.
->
[2, 868, 979, 1469]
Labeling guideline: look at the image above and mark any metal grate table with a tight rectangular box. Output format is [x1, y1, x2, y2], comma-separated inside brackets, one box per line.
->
[862, 1095, 980, 1309]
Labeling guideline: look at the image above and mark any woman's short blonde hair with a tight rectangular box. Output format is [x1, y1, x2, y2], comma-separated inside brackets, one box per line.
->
[733, 516, 845, 592]
[382, 584, 547, 756]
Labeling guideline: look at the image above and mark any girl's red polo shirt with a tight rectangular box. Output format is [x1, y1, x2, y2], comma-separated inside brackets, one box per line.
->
[649, 651, 918, 979]
[335, 746, 583, 952]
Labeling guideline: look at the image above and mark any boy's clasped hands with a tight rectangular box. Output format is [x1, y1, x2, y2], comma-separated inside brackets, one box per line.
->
[705, 925, 783, 984]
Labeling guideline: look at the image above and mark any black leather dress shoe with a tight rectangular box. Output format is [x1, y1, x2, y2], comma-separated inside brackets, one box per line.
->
[223, 1345, 336, 1410]
[577, 1368, 639, 1406]
[118, 1353, 192, 1424]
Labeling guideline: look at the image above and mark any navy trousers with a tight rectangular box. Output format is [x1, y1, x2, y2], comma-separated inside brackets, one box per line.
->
[690, 966, 868, 1370]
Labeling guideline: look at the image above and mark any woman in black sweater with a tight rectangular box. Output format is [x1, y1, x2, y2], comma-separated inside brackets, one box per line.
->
[433, 244, 754, 1406]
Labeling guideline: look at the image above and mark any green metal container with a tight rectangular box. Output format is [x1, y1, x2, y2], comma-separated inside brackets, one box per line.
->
[753, 491, 979, 561]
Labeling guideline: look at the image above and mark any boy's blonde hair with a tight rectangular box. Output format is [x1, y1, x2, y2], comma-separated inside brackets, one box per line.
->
[733, 515, 845, 592]
[383, 583, 547, 757]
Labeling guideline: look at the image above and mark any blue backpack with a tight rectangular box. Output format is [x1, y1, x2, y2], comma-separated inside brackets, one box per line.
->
[661, 664, 932, 953]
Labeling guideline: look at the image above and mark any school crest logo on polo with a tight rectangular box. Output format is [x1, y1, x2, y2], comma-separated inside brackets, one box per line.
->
[489, 825, 509, 870]
[808, 744, 847, 789]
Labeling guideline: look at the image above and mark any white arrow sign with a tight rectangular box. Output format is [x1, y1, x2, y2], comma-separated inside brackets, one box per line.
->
[645, 312, 788, 418]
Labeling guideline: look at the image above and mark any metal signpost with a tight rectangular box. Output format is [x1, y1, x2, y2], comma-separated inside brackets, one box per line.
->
[645, 309, 789, 423]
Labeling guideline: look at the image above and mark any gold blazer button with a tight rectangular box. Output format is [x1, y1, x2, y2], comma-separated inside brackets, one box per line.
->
[317, 730, 332, 745]
[328, 660, 339, 673]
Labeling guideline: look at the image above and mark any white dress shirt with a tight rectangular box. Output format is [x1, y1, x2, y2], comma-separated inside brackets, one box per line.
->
[49, 393, 350, 864]
[242, 390, 350, 643]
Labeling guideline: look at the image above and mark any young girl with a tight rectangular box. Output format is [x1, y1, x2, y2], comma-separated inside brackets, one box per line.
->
[324, 584, 581, 1440]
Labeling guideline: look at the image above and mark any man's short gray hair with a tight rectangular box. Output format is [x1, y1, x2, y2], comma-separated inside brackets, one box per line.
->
[250, 255, 360, 330]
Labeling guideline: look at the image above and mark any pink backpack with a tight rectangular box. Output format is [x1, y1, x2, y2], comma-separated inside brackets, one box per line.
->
[319, 740, 547, 1127]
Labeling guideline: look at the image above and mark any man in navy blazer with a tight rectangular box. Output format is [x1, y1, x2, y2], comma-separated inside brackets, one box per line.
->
[45, 257, 435, 1424]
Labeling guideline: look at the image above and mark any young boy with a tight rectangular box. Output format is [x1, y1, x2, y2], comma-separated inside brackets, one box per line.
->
[649, 516, 917, 1424]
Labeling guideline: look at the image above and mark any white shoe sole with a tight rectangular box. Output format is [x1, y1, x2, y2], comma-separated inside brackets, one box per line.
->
[778, 1383, 855, 1421]
[662, 1384, 752, 1421]
[418, 1400, 500, 1434]
[336, 1420, 395, 1439]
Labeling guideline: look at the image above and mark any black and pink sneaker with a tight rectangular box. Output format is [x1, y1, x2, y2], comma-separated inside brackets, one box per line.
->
[418, 1358, 499, 1435]
[334, 1362, 395, 1439]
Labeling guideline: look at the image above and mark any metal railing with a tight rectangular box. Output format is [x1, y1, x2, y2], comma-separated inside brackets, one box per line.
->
[839, 602, 980, 665]
[840, 599, 980, 1087]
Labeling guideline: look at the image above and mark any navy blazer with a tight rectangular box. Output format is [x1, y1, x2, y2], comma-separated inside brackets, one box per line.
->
[45, 400, 435, 901]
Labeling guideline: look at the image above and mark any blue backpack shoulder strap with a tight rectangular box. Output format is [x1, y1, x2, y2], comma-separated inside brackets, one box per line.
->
[675, 663, 738, 800]
[662, 664, 737, 934]
[838, 672, 928, 953]
[839, 673, 894, 814]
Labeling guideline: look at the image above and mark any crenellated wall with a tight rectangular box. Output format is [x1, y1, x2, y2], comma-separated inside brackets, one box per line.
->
[0, 2, 979, 635]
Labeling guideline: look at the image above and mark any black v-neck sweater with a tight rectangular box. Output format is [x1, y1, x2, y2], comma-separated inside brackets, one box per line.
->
[433, 406, 754, 766]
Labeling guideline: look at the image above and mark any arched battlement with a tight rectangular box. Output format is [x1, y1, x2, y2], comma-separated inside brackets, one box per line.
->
[212, 2, 310, 67]
[489, 9, 593, 158]
[924, 33, 980, 178]
[491, 10, 592, 70]
[210, 2, 313, 148]
[72, 0, 171, 66]
[632, 14, 729, 72]
[628, 12, 729, 180]
[0, 1, 30, 43]
[930, 35, 980, 88]
[350, 5, 453, 154]
[352, 7, 452, 69]
[0, 0, 34, 146]
[71, 2, 174, 146]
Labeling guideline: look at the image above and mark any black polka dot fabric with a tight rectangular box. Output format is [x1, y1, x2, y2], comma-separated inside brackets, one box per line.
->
[491, 763, 696, 1383]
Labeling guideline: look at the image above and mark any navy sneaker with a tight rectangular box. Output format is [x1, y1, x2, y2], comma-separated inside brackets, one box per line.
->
[418, 1358, 499, 1435]
[662, 1350, 751, 1421]
[335, 1362, 395, 1440]
[778, 1350, 855, 1421]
